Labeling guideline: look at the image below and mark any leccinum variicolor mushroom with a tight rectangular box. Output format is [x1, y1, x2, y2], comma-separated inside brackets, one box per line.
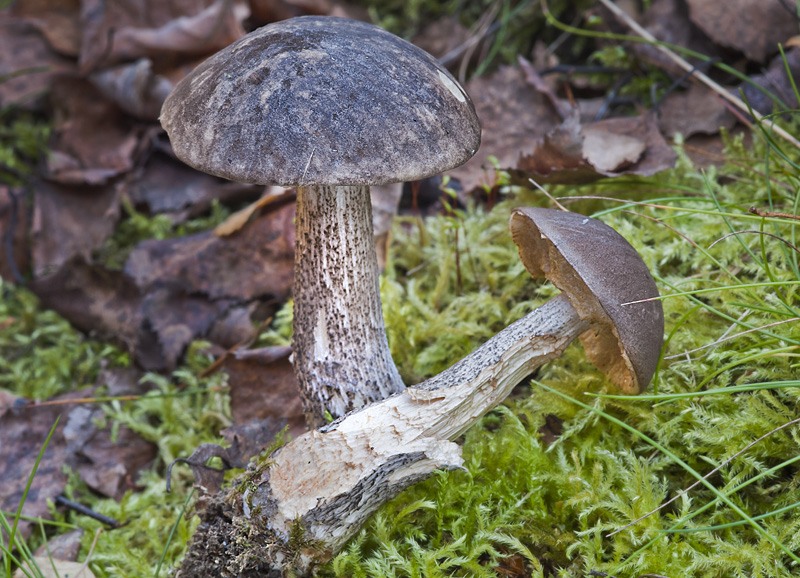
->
[160, 16, 481, 425]
[176, 208, 664, 577]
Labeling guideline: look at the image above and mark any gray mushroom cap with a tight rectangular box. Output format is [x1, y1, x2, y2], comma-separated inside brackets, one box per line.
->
[160, 16, 481, 187]
[510, 207, 664, 393]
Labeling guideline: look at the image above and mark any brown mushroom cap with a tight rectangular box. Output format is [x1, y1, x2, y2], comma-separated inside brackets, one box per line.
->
[510, 207, 664, 393]
[160, 16, 481, 187]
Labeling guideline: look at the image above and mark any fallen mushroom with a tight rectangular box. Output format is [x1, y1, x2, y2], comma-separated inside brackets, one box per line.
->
[160, 16, 481, 425]
[176, 208, 664, 577]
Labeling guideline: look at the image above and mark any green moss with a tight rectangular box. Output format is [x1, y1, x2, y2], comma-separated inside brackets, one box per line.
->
[4, 110, 800, 578]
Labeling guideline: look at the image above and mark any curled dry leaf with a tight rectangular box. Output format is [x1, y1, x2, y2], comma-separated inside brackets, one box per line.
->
[511, 112, 676, 185]
[126, 149, 261, 219]
[46, 76, 140, 185]
[686, 0, 797, 63]
[736, 47, 800, 115]
[89, 58, 173, 121]
[78, 0, 249, 72]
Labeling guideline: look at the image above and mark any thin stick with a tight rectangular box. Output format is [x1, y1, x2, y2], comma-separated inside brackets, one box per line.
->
[595, 0, 800, 151]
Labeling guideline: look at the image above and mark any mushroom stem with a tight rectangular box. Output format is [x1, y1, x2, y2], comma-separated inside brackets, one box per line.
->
[293, 185, 405, 426]
[178, 293, 589, 577]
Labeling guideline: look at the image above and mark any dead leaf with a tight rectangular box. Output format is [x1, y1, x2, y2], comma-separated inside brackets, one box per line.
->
[632, 0, 720, 78]
[46, 76, 140, 185]
[447, 65, 561, 194]
[248, 0, 331, 26]
[0, 390, 84, 541]
[14, 558, 95, 578]
[31, 180, 119, 277]
[126, 147, 261, 219]
[224, 347, 306, 436]
[736, 47, 800, 115]
[125, 199, 296, 301]
[686, 0, 797, 63]
[34, 529, 84, 560]
[0, 18, 75, 110]
[89, 59, 173, 121]
[78, 0, 249, 73]
[10, 0, 82, 57]
[412, 16, 471, 60]
[511, 112, 676, 185]
[71, 409, 157, 499]
[214, 187, 294, 237]
[658, 84, 737, 138]
[29, 257, 143, 353]
[581, 125, 645, 172]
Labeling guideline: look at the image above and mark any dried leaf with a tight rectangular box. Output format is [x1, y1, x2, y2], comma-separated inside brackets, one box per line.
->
[633, 0, 720, 78]
[14, 558, 96, 578]
[31, 180, 119, 277]
[46, 76, 140, 185]
[126, 148, 260, 219]
[225, 347, 306, 436]
[125, 200, 296, 301]
[0, 18, 75, 109]
[658, 84, 736, 138]
[78, 0, 249, 72]
[248, 0, 331, 26]
[736, 47, 800, 115]
[447, 65, 561, 194]
[89, 59, 173, 121]
[29, 257, 143, 353]
[10, 0, 82, 57]
[686, 0, 796, 63]
[511, 112, 676, 185]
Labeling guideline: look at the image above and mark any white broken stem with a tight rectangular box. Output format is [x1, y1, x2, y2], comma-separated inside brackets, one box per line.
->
[293, 185, 405, 426]
[243, 292, 590, 572]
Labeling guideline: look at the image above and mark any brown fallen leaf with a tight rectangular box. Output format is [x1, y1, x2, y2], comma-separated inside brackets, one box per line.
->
[14, 558, 95, 578]
[736, 47, 800, 115]
[89, 58, 173, 121]
[126, 147, 261, 220]
[511, 111, 676, 185]
[64, 405, 157, 499]
[29, 257, 143, 354]
[447, 65, 561, 195]
[78, 0, 249, 73]
[248, 0, 332, 26]
[214, 187, 294, 237]
[658, 84, 737, 138]
[10, 0, 82, 57]
[0, 18, 75, 110]
[125, 199, 296, 301]
[632, 0, 720, 78]
[226, 346, 305, 436]
[31, 179, 119, 277]
[45, 76, 141, 185]
[686, 0, 797, 63]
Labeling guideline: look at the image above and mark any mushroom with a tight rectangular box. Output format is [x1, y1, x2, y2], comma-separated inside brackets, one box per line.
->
[160, 16, 481, 425]
[177, 208, 664, 577]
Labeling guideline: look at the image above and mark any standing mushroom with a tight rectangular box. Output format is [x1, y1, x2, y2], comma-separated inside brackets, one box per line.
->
[176, 208, 664, 577]
[160, 16, 481, 425]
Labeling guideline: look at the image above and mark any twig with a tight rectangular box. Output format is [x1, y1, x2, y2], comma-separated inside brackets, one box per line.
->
[55, 497, 122, 528]
[749, 206, 800, 221]
[595, 0, 800, 150]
